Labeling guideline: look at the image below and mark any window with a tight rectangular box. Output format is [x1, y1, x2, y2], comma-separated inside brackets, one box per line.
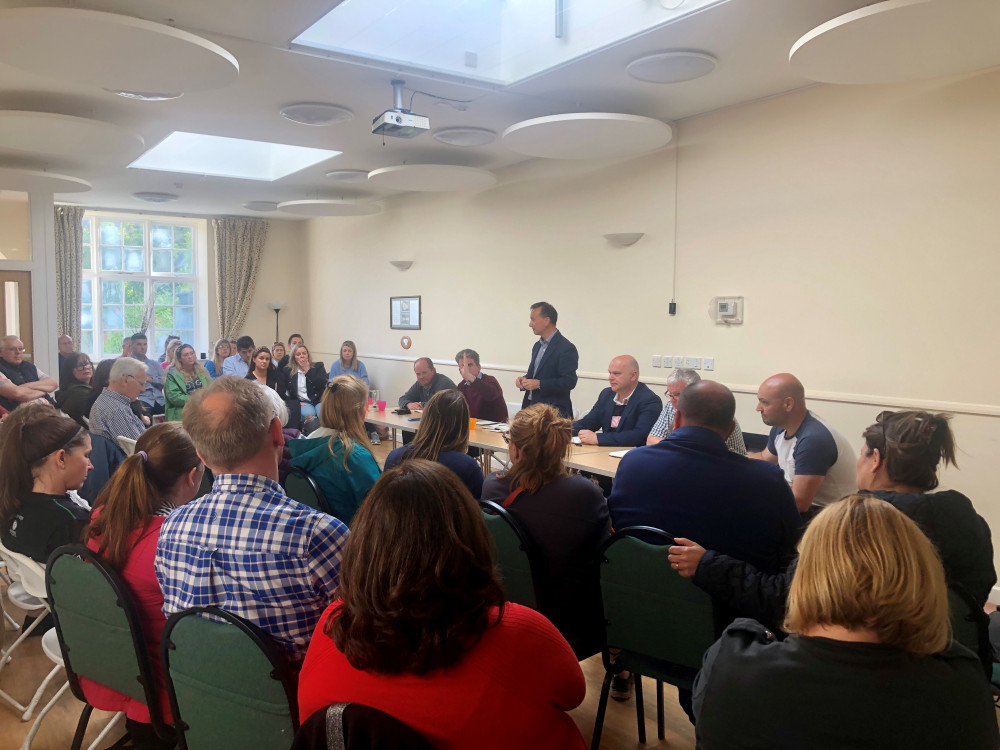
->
[81, 213, 204, 360]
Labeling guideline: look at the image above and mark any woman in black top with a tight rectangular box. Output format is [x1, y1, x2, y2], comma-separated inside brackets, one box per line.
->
[481, 403, 611, 658]
[279, 343, 328, 432]
[0, 403, 92, 563]
[244, 346, 278, 390]
[55, 351, 94, 428]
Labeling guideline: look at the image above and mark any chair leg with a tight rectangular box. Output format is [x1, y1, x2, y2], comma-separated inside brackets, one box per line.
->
[21, 664, 63, 721]
[590, 671, 613, 750]
[71, 704, 93, 750]
[85, 711, 125, 750]
[634, 673, 646, 744]
[656, 680, 665, 740]
[21, 679, 69, 750]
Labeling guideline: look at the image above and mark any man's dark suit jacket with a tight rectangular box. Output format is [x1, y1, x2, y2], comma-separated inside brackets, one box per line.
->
[572, 381, 662, 447]
[522, 329, 578, 418]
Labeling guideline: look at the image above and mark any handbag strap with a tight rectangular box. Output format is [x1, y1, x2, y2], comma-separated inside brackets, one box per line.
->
[501, 486, 525, 508]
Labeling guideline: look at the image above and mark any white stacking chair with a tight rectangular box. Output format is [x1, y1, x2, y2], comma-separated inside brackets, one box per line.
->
[116, 436, 137, 456]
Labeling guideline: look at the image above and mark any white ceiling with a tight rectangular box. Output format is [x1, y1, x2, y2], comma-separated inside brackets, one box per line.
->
[0, 0, 873, 218]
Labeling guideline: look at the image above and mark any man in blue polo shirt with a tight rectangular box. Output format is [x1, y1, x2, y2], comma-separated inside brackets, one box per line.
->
[750, 372, 856, 513]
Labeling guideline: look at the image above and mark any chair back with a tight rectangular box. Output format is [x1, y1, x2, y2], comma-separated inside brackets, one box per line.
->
[0, 540, 47, 599]
[948, 583, 993, 679]
[45, 545, 172, 732]
[599, 527, 718, 689]
[161, 606, 298, 750]
[292, 702, 435, 750]
[116, 436, 137, 456]
[480, 501, 538, 609]
[283, 467, 328, 513]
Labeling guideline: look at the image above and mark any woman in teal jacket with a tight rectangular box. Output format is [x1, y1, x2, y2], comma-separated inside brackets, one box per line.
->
[288, 374, 380, 525]
[164, 344, 210, 422]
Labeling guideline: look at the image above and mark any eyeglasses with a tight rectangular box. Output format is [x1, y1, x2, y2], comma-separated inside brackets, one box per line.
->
[876, 410, 894, 453]
[74, 361, 93, 370]
[3, 346, 24, 353]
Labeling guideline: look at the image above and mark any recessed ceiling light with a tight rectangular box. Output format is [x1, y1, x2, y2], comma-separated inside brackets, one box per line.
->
[105, 88, 183, 101]
[325, 169, 369, 182]
[626, 51, 717, 83]
[129, 131, 341, 182]
[433, 127, 497, 147]
[243, 201, 279, 212]
[280, 102, 353, 126]
[133, 191, 179, 203]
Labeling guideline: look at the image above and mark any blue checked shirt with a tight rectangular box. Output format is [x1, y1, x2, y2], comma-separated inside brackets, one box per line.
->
[154, 473, 349, 663]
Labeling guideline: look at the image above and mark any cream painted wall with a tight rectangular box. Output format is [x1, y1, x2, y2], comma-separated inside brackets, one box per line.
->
[303, 67, 1000, 574]
[0, 192, 31, 261]
[206, 218, 309, 354]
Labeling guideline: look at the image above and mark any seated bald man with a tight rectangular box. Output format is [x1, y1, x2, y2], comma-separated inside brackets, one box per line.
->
[750, 372, 856, 513]
[572, 355, 662, 446]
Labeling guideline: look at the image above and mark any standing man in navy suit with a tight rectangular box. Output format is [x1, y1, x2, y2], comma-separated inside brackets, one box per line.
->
[515, 301, 578, 418]
[573, 356, 662, 446]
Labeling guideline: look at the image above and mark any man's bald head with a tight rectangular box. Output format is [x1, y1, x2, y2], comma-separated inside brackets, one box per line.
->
[182, 375, 274, 471]
[756, 372, 807, 428]
[678, 381, 736, 436]
[608, 355, 639, 394]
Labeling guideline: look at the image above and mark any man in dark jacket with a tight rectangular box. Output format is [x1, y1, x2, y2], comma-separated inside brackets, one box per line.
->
[516, 301, 578, 418]
[573, 355, 661, 446]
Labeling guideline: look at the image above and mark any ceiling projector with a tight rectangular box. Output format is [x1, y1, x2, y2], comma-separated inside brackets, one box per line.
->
[372, 79, 430, 139]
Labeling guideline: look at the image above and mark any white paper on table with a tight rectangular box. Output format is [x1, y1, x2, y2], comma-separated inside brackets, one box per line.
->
[608, 449, 631, 458]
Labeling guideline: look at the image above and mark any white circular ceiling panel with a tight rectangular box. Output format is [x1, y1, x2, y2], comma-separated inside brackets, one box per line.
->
[0, 168, 92, 193]
[0, 8, 239, 94]
[0, 111, 144, 162]
[367, 165, 497, 192]
[243, 201, 280, 212]
[789, 0, 1000, 85]
[276, 200, 382, 217]
[627, 51, 717, 84]
[502, 113, 673, 160]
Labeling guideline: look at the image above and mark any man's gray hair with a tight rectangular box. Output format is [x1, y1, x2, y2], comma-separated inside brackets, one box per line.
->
[182, 375, 274, 470]
[110, 356, 146, 380]
[1, 334, 20, 346]
[455, 348, 480, 366]
[667, 368, 701, 387]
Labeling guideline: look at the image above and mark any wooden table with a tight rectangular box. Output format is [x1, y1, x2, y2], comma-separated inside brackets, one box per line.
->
[563, 446, 628, 478]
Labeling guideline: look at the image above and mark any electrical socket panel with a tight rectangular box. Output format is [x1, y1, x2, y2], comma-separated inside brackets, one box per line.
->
[673, 356, 685, 368]
[651, 355, 662, 368]
[685, 356, 702, 369]
[661, 355, 672, 369]
[703, 357, 715, 371]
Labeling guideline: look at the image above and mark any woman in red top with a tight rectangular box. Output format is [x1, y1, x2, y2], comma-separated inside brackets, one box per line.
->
[298, 459, 588, 750]
[83, 422, 204, 750]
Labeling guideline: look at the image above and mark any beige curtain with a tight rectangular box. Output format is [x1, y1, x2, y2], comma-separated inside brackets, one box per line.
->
[212, 217, 269, 339]
[54, 205, 85, 346]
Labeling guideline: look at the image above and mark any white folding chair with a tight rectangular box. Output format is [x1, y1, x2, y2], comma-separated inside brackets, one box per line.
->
[0, 542, 67, 722]
[116, 436, 137, 456]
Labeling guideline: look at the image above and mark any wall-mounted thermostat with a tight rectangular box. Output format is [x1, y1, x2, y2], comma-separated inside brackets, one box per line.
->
[709, 296, 744, 326]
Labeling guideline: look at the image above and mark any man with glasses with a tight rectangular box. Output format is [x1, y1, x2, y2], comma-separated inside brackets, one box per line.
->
[647, 368, 747, 454]
[89, 357, 147, 441]
[0, 335, 57, 413]
[749, 372, 856, 513]
[57, 334, 74, 369]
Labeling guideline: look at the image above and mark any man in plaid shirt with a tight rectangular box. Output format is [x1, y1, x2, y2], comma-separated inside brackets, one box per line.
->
[155, 375, 349, 664]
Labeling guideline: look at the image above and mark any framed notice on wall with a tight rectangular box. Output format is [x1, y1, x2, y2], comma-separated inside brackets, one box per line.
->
[390, 296, 421, 330]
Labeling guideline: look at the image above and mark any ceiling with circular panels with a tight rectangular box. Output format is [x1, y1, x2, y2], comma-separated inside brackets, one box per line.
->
[502, 113, 674, 160]
[789, 0, 1000, 85]
[0, 168, 92, 194]
[276, 199, 382, 216]
[0, 111, 144, 163]
[367, 165, 497, 192]
[0, 7, 239, 95]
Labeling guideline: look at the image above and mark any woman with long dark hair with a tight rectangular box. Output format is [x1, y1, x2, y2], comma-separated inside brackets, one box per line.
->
[82, 422, 203, 749]
[383, 389, 482, 498]
[297, 460, 587, 749]
[245, 346, 278, 390]
[54, 351, 94, 427]
[481, 403, 610, 658]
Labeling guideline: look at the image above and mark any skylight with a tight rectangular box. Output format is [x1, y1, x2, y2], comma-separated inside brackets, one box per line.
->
[292, 0, 727, 86]
[129, 132, 341, 182]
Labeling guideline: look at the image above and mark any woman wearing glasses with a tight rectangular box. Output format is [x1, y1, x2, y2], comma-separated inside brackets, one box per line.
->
[55, 351, 94, 428]
[481, 403, 610, 659]
[668, 410, 995, 631]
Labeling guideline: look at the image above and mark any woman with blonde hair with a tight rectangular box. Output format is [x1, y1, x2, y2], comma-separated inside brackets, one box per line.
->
[287, 375, 379, 525]
[279, 342, 328, 432]
[164, 344, 211, 421]
[298, 460, 588, 749]
[204, 339, 230, 379]
[82, 422, 203, 749]
[692, 495, 998, 749]
[327, 340, 369, 385]
[384, 389, 482, 498]
[481, 403, 610, 658]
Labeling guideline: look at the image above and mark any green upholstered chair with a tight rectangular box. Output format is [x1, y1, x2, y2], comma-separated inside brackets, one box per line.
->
[481, 500, 539, 610]
[46, 544, 174, 750]
[283, 466, 329, 513]
[161, 605, 299, 750]
[591, 527, 719, 750]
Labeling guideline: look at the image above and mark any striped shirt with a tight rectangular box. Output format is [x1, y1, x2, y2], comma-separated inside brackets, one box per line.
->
[154, 473, 349, 663]
[89, 389, 146, 441]
[649, 402, 748, 455]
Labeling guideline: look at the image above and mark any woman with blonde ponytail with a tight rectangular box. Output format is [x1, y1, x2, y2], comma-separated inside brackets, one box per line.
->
[82, 422, 203, 749]
[481, 403, 611, 659]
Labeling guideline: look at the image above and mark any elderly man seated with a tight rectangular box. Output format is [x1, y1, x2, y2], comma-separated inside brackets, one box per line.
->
[89, 357, 148, 441]
[0, 335, 57, 413]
